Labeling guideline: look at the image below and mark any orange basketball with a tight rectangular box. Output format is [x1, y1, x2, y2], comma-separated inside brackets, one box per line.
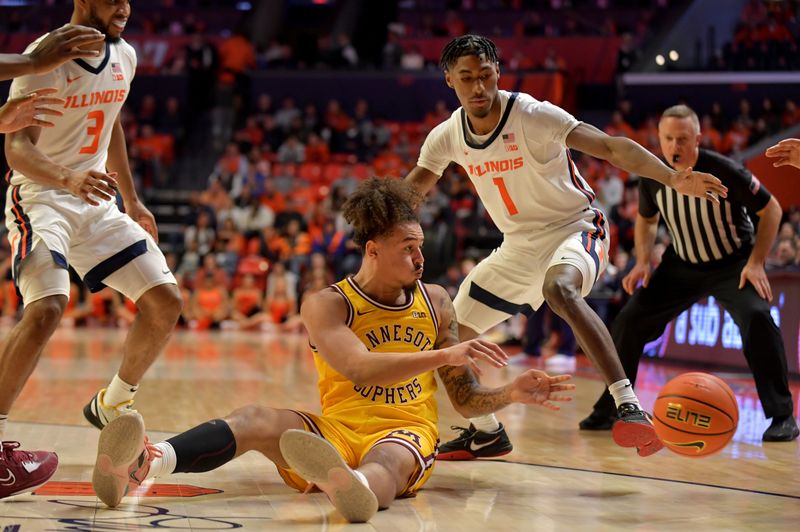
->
[652, 372, 738, 457]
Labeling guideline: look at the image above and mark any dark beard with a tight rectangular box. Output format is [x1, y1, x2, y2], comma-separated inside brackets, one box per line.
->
[87, 7, 121, 43]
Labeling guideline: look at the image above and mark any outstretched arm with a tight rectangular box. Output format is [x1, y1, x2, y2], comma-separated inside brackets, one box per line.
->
[430, 285, 574, 418]
[566, 123, 728, 202]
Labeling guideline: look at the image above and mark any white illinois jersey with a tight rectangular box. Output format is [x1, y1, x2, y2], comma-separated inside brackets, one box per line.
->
[418, 90, 600, 237]
[7, 35, 135, 186]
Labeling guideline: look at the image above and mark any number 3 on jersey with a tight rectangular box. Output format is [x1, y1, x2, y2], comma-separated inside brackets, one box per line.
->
[492, 177, 519, 216]
[79, 110, 104, 154]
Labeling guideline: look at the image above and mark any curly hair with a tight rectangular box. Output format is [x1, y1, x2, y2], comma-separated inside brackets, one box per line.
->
[342, 178, 420, 249]
[439, 34, 499, 71]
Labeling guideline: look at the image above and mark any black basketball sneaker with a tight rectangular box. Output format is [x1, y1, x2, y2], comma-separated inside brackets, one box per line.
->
[437, 424, 513, 460]
[612, 403, 664, 457]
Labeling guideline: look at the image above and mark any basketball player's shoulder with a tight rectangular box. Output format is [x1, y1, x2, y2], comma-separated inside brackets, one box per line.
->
[300, 285, 350, 321]
[419, 282, 449, 316]
[115, 38, 138, 68]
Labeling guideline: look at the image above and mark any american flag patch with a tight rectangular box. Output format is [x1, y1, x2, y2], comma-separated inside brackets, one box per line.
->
[502, 133, 515, 143]
[111, 62, 124, 81]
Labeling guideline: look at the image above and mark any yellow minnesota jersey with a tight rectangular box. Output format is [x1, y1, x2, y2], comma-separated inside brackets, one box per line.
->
[311, 276, 440, 434]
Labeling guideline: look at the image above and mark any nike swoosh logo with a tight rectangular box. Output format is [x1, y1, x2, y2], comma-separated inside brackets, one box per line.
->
[663, 439, 705, 451]
[356, 308, 376, 316]
[161, 269, 171, 275]
[0, 468, 16, 486]
[22, 460, 41, 474]
[469, 436, 500, 451]
[66, 75, 82, 84]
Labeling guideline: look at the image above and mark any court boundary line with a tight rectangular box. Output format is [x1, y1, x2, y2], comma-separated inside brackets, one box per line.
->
[485, 458, 800, 500]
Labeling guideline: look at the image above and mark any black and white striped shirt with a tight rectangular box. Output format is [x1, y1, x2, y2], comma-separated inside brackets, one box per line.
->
[639, 149, 771, 266]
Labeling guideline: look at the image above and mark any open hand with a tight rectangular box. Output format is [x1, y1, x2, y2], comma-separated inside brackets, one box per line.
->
[508, 369, 575, 410]
[670, 168, 728, 204]
[28, 24, 105, 74]
[442, 338, 509, 376]
[765, 138, 800, 169]
[126, 200, 159, 243]
[0, 88, 65, 133]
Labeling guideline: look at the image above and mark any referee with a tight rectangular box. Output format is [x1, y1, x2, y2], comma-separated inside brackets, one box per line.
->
[580, 105, 798, 442]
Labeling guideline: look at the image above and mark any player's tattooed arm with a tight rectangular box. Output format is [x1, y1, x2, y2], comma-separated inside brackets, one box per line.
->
[431, 285, 575, 416]
[430, 284, 512, 417]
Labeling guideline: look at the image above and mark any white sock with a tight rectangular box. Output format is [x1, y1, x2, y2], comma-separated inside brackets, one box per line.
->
[103, 374, 139, 408]
[470, 414, 501, 433]
[609, 379, 640, 409]
[146, 442, 177, 480]
[0, 415, 7, 441]
[353, 469, 370, 489]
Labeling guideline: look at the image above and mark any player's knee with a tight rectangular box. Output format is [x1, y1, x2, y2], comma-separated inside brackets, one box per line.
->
[542, 275, 581, 313]
[227, 404, 278, 440]
[138, 284, 183, 325]
[23, 295, 67, 330]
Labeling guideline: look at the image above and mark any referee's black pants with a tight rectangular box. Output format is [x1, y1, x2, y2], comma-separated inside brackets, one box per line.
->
[592, 250, 794, 419]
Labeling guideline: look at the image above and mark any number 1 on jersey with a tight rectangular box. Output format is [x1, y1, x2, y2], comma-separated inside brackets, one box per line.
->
[79, 110, 104, 154]
[492, 177, 518, 216]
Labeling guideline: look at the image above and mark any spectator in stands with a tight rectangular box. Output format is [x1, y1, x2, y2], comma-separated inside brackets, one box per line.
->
[274, 97, 302, 132]
[260, 39, 292, 68]
[185, 211, 216, 257]
[184, 30, 218, 120]
[258, 225, 290, 264]
[276, 134, 306, 164]
[231, 190, 275, 238]
[233, 116, 265, 153]
[541, 47, 566, 71]
[266, 261, 298, 303]
[231, 274, 264, 326]
[284, 219, 312, 275]
[302, 102, 322, 135]
[700, 115, 723, 152]
[400, 45, 426, 70]
[210, 142, 249, 191]
[192, 272, 230, 330]
[382, 31, 404, 68]
[770, 239, 798, 270]
[305, 132, 331, 163]
[193, 254, 230, 292]
[159, 96, 185, 147]
[217, 27, 255, 95]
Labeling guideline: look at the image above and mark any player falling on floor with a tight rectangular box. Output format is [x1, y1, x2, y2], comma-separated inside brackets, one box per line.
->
[405, 35, 729, 459]
[91, 178, 574, 523]
[0, 0, 181, 499]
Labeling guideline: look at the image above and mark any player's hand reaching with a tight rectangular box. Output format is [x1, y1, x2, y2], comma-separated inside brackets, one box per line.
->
[765, 138, 800, 169]
[126, 200, 160, 243]
[739, 259, 772, 302]
[442, 338, 509, 376]
[508, 369, 575, 410]
[669, 168, 728, 204]
[27, 24, 105, 74]
[0, 88, 65, 133]
[66, 169, 118, 206]
[622, 261, 652, 295]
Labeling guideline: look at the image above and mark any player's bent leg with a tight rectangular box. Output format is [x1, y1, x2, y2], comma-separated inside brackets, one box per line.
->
[83, 284, 182, 430]
[542, 264, 662, 457]
[224, 404, 306, 466]
[0, 295, 67, 414]
[359, 440, 420, 509]
[280, 430, 379, 523]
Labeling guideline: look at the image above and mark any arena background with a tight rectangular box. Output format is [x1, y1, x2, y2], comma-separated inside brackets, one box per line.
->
[2, 0, 800, 375]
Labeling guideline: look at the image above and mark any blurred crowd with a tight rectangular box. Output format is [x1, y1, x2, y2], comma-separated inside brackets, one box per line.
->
[713, 0, 800, 71]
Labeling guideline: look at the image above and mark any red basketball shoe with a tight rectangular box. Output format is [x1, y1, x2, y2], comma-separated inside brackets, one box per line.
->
[0, 441, 58, 499]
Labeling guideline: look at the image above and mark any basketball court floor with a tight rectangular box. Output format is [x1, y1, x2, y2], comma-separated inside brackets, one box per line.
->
[0, 327, 798, 531]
